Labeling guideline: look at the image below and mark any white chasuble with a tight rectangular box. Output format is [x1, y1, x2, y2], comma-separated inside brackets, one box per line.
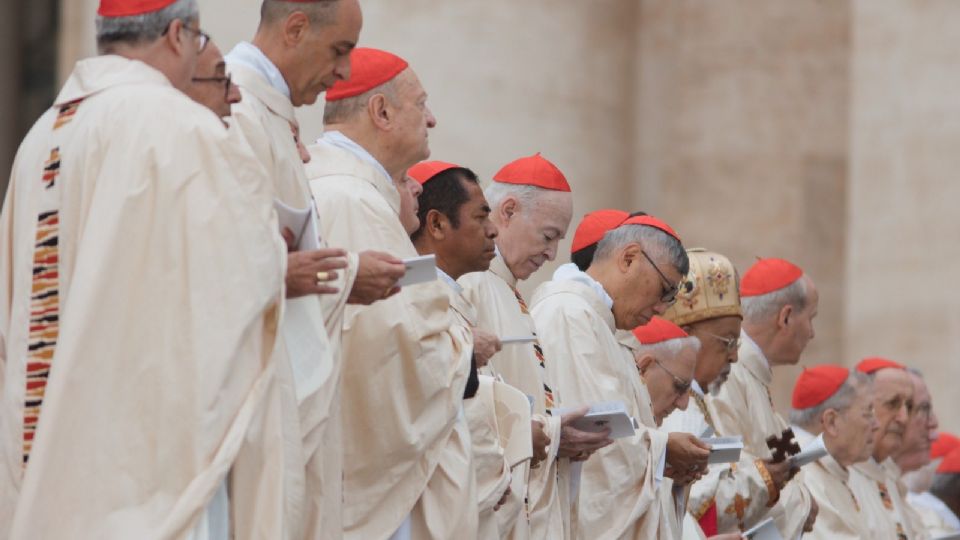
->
[706, 331, 814, 538]
[460, 254, 566, 540]
[0, 56, 286, 539]
[530, 278, 669, 539]
[305, 140, 474, 539]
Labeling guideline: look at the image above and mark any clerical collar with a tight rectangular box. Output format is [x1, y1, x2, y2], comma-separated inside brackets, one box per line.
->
[437, 267, 462, 294]
[552, 263, 614, 309]
[317, 131, 392, 185]
[691, 379, 705, 398]
[224, 42, 291, 99]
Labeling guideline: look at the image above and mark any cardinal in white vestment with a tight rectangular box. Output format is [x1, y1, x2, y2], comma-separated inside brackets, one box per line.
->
[895, 370, 942, 540]
[906, 435, 960, 537]
[848, 358, 920, 540]
[784, 365, 878, 539]
[459, 155, 615, 540]
[707, 258, 819, 538]
[0, 1, 288, 537]
[409, 160, 539, 539]
[531, 214, 712, 539]
[306, 48, 476, 540]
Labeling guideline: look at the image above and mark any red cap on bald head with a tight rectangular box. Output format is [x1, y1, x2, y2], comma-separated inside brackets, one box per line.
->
[98, 0, 176, 16]
[326, 48, 409, 101]
[632, 316, 689, 345]
[619, 214, 682, 243]
[571, 210, 630, 254]
[740, 258, 804, 297]
[493, 153, 571, 192]
[791, 365, 850, 409]
[855, 357, 906, 374]
[407, 161, 460, 185]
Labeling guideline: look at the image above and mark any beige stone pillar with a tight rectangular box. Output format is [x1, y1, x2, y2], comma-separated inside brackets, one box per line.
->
[847, 0, 960, 434]
[632, 0, 853, 413]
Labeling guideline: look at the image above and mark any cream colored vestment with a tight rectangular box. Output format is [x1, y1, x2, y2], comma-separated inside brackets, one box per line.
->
[0, 56, 287, 539]
[460, 254, 566, 540]
[706, 331, 813, 538]
[305, 139, 475, 539]
[850, 458, 916, 540]
[530, 276, 669, 539]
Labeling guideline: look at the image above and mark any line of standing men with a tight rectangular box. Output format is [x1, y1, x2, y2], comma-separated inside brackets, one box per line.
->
[0, 1, 950, 540]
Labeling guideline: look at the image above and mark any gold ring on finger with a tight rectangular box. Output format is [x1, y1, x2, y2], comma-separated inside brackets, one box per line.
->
[316, 271, 331, 283]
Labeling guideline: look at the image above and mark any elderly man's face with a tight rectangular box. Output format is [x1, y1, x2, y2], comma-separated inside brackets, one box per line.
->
[636, 345, 696, 426]
[772, 276, 818, 365]
[496, 190, 573, 281]
[613, 244, 681, 330]
[897, 373, 939, 472]
[685, 315, 741, 392]
[186, 43, 239, 119]
[385, 69, 437, 170]
[871, 368, 914, 462]
[396, 174, 423, 235]
[828, 382, 879, 467]
[288, 0, 362, 106]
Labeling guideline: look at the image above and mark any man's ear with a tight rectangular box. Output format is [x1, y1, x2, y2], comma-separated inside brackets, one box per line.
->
[282, 12, 310, 46]
[498, 197, 518, 225]
[164, 18, 188, 55]
[425, 209, 447, 241]
[620, 243, 641, 274]
[367, 94, 392, 130]
[637, 353, 655, 376]
[822, 408, 840, 437]
[777, 303, 794, 330]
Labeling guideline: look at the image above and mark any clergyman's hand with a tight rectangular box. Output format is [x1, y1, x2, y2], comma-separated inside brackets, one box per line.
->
[348, 250, 406, 305]
[557, 406, 613, 461]
[761, 458, 797, 491]
[471, 328, 502, 368]
[530, 419, 551, 469]
[666, 432, 711, 480]
[285, 247, 348, 299]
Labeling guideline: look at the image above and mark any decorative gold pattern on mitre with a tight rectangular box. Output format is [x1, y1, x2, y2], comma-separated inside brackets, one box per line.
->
[663, 248, 742, 327]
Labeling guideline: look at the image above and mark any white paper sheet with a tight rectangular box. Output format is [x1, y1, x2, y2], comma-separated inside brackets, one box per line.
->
[397, 254, 438, 287]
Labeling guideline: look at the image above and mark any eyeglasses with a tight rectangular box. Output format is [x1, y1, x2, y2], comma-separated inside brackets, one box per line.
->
[653, 357, 692, 395]
[703, 331, 740, 353]
[163, 21, 211, 53]
[192, 72, 233, 101]
[640, 249, 680, 305]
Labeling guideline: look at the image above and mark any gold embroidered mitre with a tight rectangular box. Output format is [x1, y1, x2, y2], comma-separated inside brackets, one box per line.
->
[663, 248, 742, 326]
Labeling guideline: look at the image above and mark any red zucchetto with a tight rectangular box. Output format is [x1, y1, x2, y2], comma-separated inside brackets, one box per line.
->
[791, 365, 849, 409]
[571, 209, 630, 253]
[855, 357, 906, 374]
[632, 316, 689, 345]
[325, 48, 409, 101]
[619, 214, 682, 243]
[493, 153, 571, 192]
[931, 433, 960, 460]
[740, 258, 804, 297]
[98, 0, 176, 16]
[407, 161, 460, 185]
[937, 447, 960, 474]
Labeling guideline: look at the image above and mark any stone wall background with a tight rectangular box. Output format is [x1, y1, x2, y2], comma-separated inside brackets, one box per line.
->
[2, 0, 956, 432]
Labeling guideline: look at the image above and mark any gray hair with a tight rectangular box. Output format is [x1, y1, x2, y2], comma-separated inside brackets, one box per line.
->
[741, 276, 808, 324]
[594, 224, 690, 276]
[635, 335, 702, 361]
[789, 371, 870, 430]
[483, 182, 549, 217]
[260, 0, 341, 27]
[323, 79, 400, 125]
[95, 0, 198, 53]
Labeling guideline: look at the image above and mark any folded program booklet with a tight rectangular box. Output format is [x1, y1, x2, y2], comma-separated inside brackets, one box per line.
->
[274, 199, 320, 251]
[790, 433, 830, 468]
[703, 436, 744, 465]
[743, 517, 783, 540]
[551, 401, 637, 439]
[397, 254, 438, 287]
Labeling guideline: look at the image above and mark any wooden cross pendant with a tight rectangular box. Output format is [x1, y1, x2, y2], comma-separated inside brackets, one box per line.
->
[765, 428, 801, 464]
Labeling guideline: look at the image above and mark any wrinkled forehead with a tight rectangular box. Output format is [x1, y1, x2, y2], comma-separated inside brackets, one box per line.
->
[908, 372, 931, 402]
[873, 368, 913, 400]
[528, 190, 573, 228]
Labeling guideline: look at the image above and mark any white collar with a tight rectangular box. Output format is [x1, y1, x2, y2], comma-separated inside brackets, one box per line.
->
[316, 131, 393, 184]
[691, 379, 705, 397]
[552, 263, 614, 309]
[740, 330, 772, 370]
[437, 267, 462, 294]
[224, 42, 291, 99]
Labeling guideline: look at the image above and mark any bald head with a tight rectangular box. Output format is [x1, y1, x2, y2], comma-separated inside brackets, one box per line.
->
[260, 0, 341, 27]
